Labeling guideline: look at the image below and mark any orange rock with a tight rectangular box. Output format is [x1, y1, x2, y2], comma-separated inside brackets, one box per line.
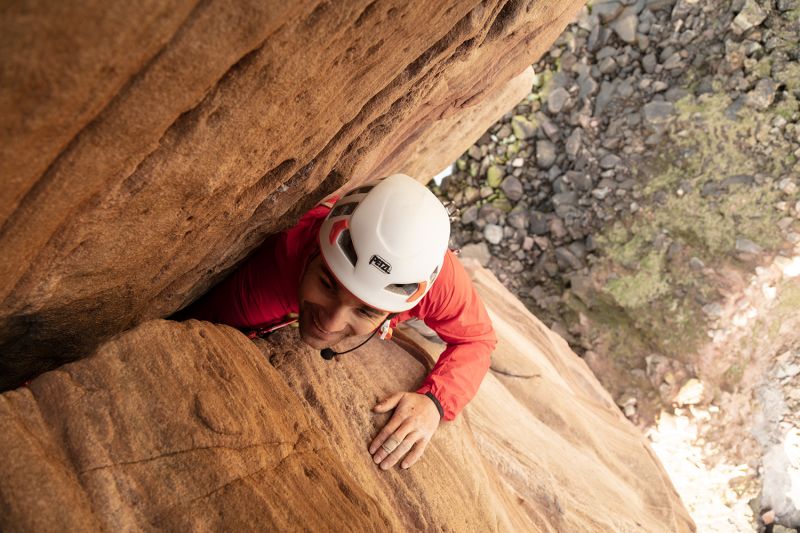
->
[0, 271, 694, 530]
[0, 0, 584, 388]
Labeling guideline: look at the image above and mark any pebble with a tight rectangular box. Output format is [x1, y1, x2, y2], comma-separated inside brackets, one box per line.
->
[594, 81, 618, 117]
[747, 78, 777, 109]
[528, 211, 549, 235]
[506, 207, 528, 230]
[511, 115, 537, 139]
[548, 87, 571, 114]
[522, 236, 535, 251]
[600, 153, 623, 169]
[642, 101, 676, 126]
[467, 145, 482, 160]
[461, 205, 479, 225]
[611, 13, 639, 43]
[779, 179, 798, 196]
[486, 165, 504, 188]
[593, 0, 625, 23]
[483, 224, 503, 245]
[731, 0, 767, 34]
[500, 176, 524, 201]
[566, 129, 582, 158]
[460, 242, 491, 266]
[536, 140, 557, 168]
[735, 237, 762, 254]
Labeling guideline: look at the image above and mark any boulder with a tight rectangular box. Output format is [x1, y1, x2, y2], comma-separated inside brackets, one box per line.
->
[0, 263, 694, 531]
[0, 0, 586, 388]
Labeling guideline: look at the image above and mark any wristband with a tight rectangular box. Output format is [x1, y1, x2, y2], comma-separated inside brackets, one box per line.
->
[424, 391, 444, 419]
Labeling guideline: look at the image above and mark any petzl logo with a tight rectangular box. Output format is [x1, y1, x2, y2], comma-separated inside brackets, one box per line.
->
[369, 255, 392, 274]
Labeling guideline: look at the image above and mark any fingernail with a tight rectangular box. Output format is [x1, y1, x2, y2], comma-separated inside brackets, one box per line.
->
[401, 463, 408, 469]
[374, 456, 381, 464]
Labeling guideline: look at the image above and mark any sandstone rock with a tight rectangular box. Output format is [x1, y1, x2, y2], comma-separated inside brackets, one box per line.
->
[0, 320, 391, 530]
[400, 67, 536, 181]
[0, 0, 586, 387]
[0, 267, 693, 531]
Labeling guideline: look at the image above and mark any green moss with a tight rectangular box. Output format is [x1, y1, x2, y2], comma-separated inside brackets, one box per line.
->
[775, 278, 800, 318]
[776, 62, 800, 95]
[597, 222, 657, 268]
[775, 93, 799, 121]
[754, 57, 773, 79]
[723, 363, 745, 389]
[604, 252, 669, 308]
[583, 89, 796, 363]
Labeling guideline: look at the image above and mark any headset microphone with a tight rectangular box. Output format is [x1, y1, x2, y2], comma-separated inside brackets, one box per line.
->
[320, 329, 378, 360]
[319, 316, 395, 360]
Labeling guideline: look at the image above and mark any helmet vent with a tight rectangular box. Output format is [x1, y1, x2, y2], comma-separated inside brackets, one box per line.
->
[385, 282, 419, 296]
[337, 229, 358, 267]
[330, 201, 358, 218]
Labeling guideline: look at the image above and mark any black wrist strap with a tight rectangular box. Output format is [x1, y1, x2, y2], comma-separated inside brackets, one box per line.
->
[424, 391, 444, 419]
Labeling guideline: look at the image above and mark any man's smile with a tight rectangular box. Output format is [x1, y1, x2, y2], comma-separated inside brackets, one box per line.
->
[307, 305, 343, 342]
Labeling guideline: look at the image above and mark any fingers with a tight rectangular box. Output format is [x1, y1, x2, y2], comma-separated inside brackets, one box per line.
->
[400, 439, 429, 469]
[378, 432, 418, 470]
[368, 413, 404, 455]
[370, 417, 414, 459]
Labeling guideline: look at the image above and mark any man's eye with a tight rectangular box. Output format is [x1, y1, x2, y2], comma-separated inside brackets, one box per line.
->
[357, 308, 373, 318]
[320, 277, 334, 291]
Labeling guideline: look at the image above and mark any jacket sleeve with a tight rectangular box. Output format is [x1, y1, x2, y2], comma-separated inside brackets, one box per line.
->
[412, 250, 496, 420]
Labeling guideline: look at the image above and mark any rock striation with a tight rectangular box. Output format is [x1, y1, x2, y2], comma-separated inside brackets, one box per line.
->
[0, 0, 584, 388]
[0, 262, 693, 531]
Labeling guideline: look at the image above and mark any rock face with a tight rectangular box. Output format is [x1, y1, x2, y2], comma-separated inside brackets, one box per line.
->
[0, 0, 585, 388]
[0, 262, 693, 531]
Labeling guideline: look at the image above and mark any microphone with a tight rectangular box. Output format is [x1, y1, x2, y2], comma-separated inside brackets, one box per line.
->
[319, 315, 395, 360]
[320, 329, 378, 360]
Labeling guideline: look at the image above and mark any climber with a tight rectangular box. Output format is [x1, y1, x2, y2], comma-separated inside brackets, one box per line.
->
[178, 173, 496, 470]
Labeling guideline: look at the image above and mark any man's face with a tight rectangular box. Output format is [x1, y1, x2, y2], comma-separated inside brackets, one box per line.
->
[297, 255, 390, 349]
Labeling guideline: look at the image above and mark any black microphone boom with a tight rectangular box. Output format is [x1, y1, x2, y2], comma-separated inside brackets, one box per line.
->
[319, 329, 379, 360]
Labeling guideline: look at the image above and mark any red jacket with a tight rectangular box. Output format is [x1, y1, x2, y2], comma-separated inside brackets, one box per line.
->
[183, 203, 496, 420]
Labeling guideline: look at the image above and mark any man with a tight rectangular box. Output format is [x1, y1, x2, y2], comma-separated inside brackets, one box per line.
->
[181, 173, 496, 470]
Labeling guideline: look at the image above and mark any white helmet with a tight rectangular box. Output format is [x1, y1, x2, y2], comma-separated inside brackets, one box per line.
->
[319, 173, 451, 313]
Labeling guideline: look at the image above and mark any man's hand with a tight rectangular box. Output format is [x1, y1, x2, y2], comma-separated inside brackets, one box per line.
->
[369, 392, 440, 470]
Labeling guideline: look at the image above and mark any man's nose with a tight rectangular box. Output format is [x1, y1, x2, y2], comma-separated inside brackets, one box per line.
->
[317, 304, 348, 333]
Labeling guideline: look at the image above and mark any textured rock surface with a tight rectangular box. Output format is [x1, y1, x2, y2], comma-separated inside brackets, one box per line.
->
[397, 67, 536, 183]
[0, 0, 585, 389]
[0, 264, 693, 531]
